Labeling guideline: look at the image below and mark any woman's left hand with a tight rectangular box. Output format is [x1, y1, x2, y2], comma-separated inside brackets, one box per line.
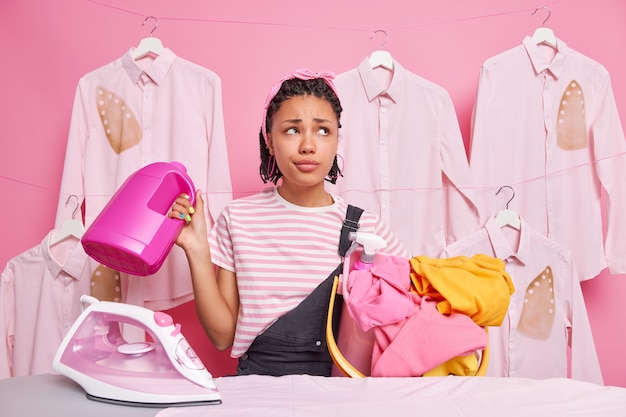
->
[168, 190, 208, 252]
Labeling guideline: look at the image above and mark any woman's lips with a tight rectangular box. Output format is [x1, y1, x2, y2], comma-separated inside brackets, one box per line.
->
[294, 160, 319, 172]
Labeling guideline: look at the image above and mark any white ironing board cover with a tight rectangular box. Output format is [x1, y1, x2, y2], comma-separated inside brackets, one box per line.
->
[156, 374, 626, 417]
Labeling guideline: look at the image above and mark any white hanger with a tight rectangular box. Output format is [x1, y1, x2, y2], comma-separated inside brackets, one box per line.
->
[132, 16, 164, 60]
[368, 30, 394, 71]
[494, 186, 521, 230]
[51, 195, 85, 245]
[531, 6, 557, 49]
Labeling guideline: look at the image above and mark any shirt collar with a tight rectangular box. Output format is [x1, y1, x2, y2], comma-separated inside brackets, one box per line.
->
[42, 231, 89, 280]
[356, 57, 406, 103]
[522, 35, 567, 79]
[121, 48, 176, 85]
[484, 216, 530, 265]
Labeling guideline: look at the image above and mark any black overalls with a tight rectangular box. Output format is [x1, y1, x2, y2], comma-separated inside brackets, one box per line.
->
[236, 205, 363, 376]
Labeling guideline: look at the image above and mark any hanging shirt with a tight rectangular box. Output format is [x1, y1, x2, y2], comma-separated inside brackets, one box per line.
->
[209, 187, 409, 358]
[0, 232, 91, 379]
[54, 48, 233, 310]
[441, 217, 604, 385]
[327, 58, 478, 258]
[469, 36, 626, 280]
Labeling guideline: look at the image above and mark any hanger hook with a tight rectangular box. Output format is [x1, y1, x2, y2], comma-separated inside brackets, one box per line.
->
[141, 16, 158, 36]
[65, 194, 80, 219]
[370, 29, 388, 50]
[531, 6, 552, 27]
[496, 185, 515, 210]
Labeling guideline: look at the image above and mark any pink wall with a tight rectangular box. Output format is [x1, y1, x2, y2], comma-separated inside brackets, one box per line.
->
[1, 0, 625, 385]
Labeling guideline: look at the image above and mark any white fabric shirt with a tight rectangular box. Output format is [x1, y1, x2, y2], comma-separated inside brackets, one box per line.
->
[327, 58, 478, 258]
[469, 37, 626, 280]
[54, 48, 233, 310]
[0, 232, 91, 379]
[209, 188, 409, 358]
[442, 217, 603, 385]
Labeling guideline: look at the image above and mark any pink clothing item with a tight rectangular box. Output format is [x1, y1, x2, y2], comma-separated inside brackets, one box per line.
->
[261, 68, 339, 145]
[442, 216, 604, 385]
[470, 37, 626, 280]
[328, 58, 479, 257]
[0, 232, 91, 379]
[54, 48, 233, 310]
[209, 188, 409, 358]
[345, 252, 412, 332]
[371, 296, 488, 377]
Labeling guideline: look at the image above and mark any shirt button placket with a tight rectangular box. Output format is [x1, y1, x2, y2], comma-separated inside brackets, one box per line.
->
[379, 96, 391, 224]
[505, 264, 518, 377]
[62, 276, 73, 329]
[140, 74, 153, 166]
[543, 73, 555, 236]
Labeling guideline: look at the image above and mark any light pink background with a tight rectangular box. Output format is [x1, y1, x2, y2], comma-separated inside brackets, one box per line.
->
[1, 0, 625, 385]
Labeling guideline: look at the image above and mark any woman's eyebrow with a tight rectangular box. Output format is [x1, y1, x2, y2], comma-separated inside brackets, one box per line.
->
[277, 117, 333, 124]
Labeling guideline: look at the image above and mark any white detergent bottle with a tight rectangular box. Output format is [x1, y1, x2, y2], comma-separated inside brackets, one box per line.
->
[349, 232, 387, 271]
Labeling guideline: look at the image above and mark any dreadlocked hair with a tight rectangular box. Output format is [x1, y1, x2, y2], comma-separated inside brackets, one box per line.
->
[259, 78, 343, 185]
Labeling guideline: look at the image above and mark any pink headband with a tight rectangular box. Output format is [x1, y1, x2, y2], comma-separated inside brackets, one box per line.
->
[261, 68, 339, 146]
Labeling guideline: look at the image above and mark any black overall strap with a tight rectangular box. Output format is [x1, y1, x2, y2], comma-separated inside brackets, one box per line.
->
[326, 204, 366, 377]
[237, 204, 366, 377]
[338, 205, 364, 258]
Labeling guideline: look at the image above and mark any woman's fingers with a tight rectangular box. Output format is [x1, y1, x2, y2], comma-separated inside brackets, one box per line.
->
[170, 193, 195, 222]
[193, 189, 204, 212]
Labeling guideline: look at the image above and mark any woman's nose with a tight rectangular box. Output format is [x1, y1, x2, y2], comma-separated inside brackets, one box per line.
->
[299, 132, 316, 153]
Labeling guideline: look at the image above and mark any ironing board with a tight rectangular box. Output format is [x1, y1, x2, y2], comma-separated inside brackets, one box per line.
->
[0, 374, 160, 417]
[3, 373, 626, 416]
[154, 374, 626, 417]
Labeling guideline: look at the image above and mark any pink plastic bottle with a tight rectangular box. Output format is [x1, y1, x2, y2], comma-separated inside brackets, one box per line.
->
[81, 161, 196, 276]
[331, 232, 387, 376]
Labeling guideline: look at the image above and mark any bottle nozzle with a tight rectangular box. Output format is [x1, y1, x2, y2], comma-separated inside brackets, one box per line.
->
[349, 231, 387, 264]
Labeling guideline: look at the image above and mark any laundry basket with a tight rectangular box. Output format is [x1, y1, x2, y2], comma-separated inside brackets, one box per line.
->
[326, 248, 490, 378]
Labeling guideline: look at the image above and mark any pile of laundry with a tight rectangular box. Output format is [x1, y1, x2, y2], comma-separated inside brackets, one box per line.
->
[344, 253, 515, 377]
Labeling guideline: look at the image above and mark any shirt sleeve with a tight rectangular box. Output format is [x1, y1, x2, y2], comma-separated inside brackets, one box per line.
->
[568, 263, 604, 385]
[0, 261, 16, 379]
[204, 75, 233, 227]
[54, 81, 88, 228]
[366, 211, 410, 259]
[439, 91, 480, 244]
[208, 207, 235, 272]
[591, 69, 626, 274]
[468, 63, 499, 225]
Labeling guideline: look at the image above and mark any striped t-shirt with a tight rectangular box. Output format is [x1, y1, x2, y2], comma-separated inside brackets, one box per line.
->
[209, 187, 408, 358]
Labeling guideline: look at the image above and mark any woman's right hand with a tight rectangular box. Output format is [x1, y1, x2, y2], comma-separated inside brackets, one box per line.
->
[170, 190, 238, 349]
[168, 189, 209, 253]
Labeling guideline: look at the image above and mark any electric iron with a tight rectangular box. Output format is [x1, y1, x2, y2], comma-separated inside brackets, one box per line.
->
[53, 295, 221, 407]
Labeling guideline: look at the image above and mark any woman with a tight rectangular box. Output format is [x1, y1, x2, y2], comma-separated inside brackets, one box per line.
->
[169, 69, 408, 376]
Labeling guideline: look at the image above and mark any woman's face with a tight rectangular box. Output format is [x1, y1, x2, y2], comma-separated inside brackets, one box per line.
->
[267, 94, 339, 189]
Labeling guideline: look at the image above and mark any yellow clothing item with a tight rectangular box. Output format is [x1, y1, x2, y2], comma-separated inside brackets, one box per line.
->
[423, 352, 479, 377]
[409, 254, 515, 327]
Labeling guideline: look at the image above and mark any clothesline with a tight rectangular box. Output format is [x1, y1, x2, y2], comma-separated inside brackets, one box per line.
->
[85, 0, 565, 34]
[3, 148, 623, 200]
